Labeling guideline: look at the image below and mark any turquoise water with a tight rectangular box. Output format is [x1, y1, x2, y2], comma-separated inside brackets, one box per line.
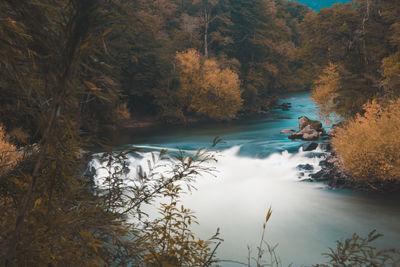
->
[112, 92, 322, 156]
[99, 92, 400, 266]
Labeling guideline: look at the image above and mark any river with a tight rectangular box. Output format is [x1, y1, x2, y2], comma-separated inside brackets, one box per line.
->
[94, 91, 400, 266]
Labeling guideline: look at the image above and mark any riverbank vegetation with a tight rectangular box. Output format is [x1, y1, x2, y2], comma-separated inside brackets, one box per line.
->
[305, 0, 400, 189]
[332, 100, 400, 189]
[1, 0, 400, 265]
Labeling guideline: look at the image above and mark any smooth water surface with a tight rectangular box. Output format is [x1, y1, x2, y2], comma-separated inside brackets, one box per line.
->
[97, 92, 400, 266]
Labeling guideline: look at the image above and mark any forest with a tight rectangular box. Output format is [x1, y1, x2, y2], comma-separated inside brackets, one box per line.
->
[0, 0, 400, 266]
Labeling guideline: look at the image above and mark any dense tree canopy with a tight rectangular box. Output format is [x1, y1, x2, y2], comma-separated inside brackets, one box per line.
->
[302, 0, 400, 118]
[108, 0, 311, 120]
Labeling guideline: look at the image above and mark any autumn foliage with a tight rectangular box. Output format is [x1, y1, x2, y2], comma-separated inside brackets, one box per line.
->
[176, 49, 243, 120]
[311, 63, 341, 124]
[332, 99, 400, 187]
[143, 184, 220, 266]
[0, 125, 21, 176]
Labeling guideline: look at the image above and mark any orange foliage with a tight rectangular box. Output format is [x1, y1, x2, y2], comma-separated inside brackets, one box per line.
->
[0, 125, 21, 176]
[176, 49, 243, 120]
[311, 63, 341, 124]
[332, 99, 400, 185]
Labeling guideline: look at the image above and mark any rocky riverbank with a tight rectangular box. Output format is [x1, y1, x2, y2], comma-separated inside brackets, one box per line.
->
[281, 116, 352, 188]
[285, 116, 400, 192]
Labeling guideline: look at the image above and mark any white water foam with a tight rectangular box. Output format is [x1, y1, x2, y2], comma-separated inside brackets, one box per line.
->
[91, 146, 332, 265]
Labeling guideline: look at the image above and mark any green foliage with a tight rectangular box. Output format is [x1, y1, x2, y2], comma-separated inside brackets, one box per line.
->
[315, 230, 400, 267]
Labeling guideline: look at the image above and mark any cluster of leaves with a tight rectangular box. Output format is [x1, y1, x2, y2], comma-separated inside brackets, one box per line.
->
[142, 184, 222, 266]
[316, 230, 400, 266]
[0, 125, 21, 176]
[332, 99, 400, 188]
[176, 49, 243, 120]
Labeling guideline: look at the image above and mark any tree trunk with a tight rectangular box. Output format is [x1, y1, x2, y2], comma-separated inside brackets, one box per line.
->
[362, 0, 370, 64]
[204, 7, 209, 58]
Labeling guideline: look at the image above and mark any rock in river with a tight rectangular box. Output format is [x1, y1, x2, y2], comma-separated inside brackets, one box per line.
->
[298, 116, 323, 132]
[297, 164, 314, 171]
[286, 116, 326, 141]
[302, 142, 318, 151]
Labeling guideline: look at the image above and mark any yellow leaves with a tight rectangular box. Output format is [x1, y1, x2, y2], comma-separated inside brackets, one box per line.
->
[176, 49, 243, 120]
[143, 183, 217, 266]
[332, 98, 400, 184]
[0, 125, 22, 176]
[34, 198, 42, 208]
[176, 49, 201, 76]
[265, 207, 272, 223]
[311, 62, 342, 125]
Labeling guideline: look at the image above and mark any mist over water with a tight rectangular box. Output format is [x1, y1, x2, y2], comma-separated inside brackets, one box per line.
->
[94, 92, 400, 266]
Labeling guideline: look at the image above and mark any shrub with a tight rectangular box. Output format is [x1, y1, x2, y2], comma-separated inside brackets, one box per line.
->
[176, 49, 243, 121]
[143, 184, 221, 267]
[332, 99, 400, 187]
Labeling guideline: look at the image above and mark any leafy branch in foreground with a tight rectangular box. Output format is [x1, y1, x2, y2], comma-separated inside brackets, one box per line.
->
[142, 184, 223, 267]
[95, 146, 218, 218]
[91, 144, 221, 266]
[315, 230, 400, 267]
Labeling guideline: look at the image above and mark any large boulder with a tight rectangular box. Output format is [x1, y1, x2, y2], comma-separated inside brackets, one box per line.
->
[288, 125, 320, 140]
[299, 125, 319, 141]
[298, 116, 323, 132]
[285, 116, 326, 141]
